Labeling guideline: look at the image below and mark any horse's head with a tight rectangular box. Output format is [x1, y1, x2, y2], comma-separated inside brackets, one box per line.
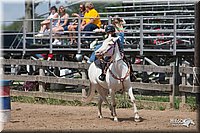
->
[95, 35, 119, 58]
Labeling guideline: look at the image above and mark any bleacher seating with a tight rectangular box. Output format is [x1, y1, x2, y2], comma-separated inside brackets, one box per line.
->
[30, 0, 195, 52]
[103, 0, 195, 49]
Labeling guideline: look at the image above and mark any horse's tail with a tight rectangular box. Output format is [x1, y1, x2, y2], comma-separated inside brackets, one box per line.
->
[82, 82, 96, 106]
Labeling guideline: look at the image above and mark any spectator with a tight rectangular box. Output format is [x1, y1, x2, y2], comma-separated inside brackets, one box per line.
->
[68, 3, 86, 45]
[81, 2, 101, 42]
[72, 3, 86, 18]
[112, 15, 126, 48]
[35, 6, 59, 37]
[52, 6, 69, 45]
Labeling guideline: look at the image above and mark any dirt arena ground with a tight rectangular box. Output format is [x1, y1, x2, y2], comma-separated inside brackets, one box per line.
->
[1, 102, 199, 132]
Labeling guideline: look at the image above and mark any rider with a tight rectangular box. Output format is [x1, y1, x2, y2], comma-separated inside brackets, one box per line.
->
[96, 25, 136, 82]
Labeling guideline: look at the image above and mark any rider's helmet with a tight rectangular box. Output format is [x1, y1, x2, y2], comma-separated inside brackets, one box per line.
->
[105, 25, 115, 33]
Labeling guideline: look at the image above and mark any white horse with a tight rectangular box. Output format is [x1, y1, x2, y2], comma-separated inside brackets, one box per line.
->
[84, 35, 140, 122]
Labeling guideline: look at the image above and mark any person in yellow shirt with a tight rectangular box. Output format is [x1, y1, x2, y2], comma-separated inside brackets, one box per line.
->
[81, 2, 101, 42]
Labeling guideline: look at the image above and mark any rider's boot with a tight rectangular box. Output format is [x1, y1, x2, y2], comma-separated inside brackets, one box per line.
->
[99, 73, 106, 81]
[99, 60, 106, 81]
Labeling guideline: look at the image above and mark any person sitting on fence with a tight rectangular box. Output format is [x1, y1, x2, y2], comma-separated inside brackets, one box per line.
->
[68, 3, 86, 45]
[81, 2, 101, 43]
[35, 6, 59, 37]
[52, 6, 69, 45]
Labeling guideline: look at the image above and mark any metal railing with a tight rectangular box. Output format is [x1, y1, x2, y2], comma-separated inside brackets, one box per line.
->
[1, 15, 195, 56]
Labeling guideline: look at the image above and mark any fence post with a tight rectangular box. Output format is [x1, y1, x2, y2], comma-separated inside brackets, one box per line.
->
[169, 62, 174, 108]
[179, 64, 187, 110]
[39, 66, 45, 92]
[169, 57, 179, 109]
[81, 60, 87, 100]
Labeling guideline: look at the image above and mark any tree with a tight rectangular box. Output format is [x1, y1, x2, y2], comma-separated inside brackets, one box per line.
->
[25, 0, 40, 32]
[25, 0, 33, 32]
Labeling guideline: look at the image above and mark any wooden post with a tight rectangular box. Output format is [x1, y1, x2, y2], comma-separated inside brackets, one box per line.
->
[180, 64, 187, 110]
[169, 57, 179, 109]
[194, 2, 200, 109]
[39, 66, 45, 92]
[169, 62, 174, 108]
[81, 60, 87, 100]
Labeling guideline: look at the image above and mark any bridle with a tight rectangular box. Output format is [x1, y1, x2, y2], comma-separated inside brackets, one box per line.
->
[101, 39, 131, 92]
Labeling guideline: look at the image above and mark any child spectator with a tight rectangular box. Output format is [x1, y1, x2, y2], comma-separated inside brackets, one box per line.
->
[52, 6, 69, 45]
[112, 15, 126, 48]
[35, 6, 59, 37]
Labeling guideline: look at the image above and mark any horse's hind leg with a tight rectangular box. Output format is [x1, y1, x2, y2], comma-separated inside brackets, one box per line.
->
[97, 88, 111, 119]
[128, 87, 140, 122]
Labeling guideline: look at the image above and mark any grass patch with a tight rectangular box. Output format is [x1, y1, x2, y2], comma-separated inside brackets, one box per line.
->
[135, 95, 169, 102]
[11, 94, 196, 111]
[11, 96, 82, 106]
[11, 96, 98, 107]
[116, 94, 132, 108]
[186, 96, 197, 111]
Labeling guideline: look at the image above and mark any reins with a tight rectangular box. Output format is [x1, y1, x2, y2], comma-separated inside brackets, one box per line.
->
[109, 63, 130, 92]
[107, 39, 131, 92]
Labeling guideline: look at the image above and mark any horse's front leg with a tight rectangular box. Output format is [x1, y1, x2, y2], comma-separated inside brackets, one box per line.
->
[97, 88, 111, 119]
[128, 87, 140, 122]
[97, 96, 103, 118]
[110, 91, 118, 122]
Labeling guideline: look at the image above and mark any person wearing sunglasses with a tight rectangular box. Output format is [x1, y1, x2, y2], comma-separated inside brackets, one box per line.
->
[68, 3, 86, 45]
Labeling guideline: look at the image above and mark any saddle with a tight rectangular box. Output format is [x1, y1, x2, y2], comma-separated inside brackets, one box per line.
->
[94, 56, 137, 82]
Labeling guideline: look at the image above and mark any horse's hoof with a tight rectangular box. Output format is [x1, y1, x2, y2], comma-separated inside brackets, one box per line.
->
[134, 117, 141, 122]
[98, 115, 103, 119]
[114, 117, 118, 122]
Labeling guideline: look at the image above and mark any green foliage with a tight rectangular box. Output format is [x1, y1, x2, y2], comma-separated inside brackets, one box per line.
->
[186, 96, 197, 111]
[2, 2, 122, 31]
[174, 97, 181, 109]
[2, 21, 23, 31]
[159, 106, 165, 111]
[11, 96, 82, 106]
[135, 95, 169, 102]
[11, 96, 35, 103]
[11, 95, 196, 111]
[116, 94, 132, 108]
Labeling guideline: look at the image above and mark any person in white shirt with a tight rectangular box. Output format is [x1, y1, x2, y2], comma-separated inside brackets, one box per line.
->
[52, 6, 69, 45]
[35, 6, 59, 37]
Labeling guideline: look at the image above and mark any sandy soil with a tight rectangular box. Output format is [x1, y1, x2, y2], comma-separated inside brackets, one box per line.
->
[1, 102, 198, 132]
